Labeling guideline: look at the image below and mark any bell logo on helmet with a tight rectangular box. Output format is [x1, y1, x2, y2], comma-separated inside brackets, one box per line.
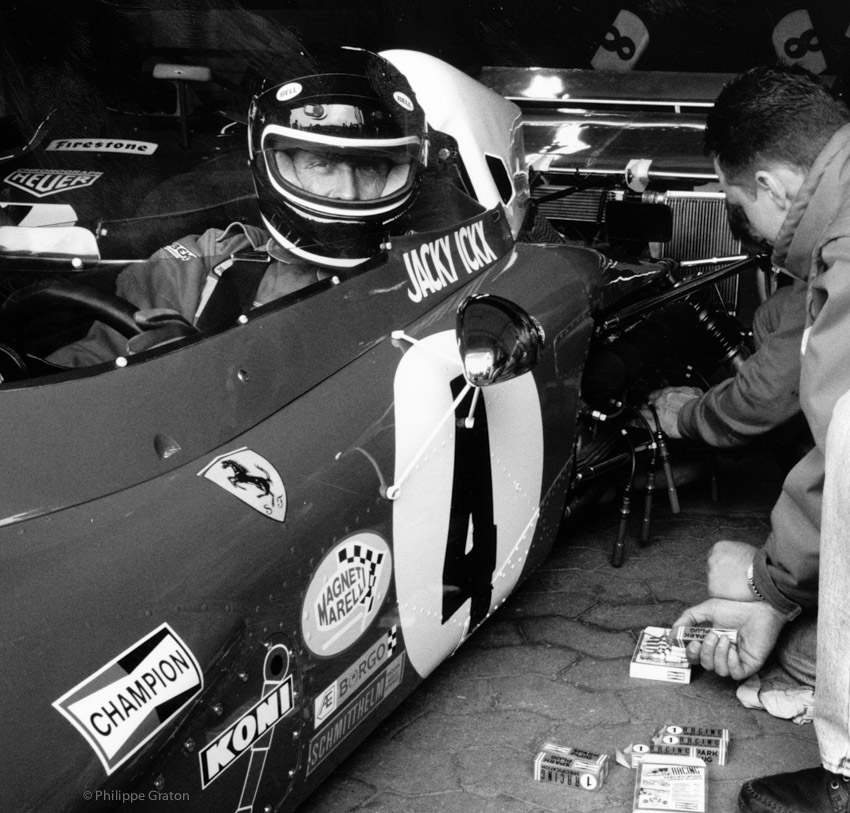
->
[276, 82, 303, 102]
[393, 91, 415, 112]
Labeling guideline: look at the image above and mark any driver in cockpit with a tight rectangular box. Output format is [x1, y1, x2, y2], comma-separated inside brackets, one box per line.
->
[49, 49, 480, 367]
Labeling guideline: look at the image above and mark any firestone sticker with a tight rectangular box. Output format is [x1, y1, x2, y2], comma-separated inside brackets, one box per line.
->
[198, 448, 286, 522]
[302, 532, 392, 657]
[5, 168, 103, 198]
[53, 624, 203, 775]
[46, 138, 158, 155]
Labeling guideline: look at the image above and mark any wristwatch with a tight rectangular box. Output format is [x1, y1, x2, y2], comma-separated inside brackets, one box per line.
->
[747, 563, 766, 601]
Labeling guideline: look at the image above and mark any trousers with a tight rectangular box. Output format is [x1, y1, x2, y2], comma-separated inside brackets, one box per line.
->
[814, 386, 850, 774]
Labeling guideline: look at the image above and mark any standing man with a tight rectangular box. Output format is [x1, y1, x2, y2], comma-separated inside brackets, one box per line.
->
[669, 65, 850, 813]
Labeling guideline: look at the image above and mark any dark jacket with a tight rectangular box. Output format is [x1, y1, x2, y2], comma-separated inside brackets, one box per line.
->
[678, 281, 807, 448]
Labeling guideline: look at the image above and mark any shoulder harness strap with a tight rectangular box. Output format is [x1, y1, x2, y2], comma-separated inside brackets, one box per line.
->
[195, 251, 271, 332]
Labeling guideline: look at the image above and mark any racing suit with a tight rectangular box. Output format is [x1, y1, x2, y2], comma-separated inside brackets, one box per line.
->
[739, 122, 850, 771]
[677, 281, 808, 447]
[49, 223, 320, 367]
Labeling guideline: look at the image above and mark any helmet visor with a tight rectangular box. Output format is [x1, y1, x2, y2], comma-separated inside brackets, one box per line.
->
[260, 126, 422, 218]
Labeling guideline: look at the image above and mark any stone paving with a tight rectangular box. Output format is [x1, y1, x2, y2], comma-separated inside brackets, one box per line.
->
[299, 448, 820, 812]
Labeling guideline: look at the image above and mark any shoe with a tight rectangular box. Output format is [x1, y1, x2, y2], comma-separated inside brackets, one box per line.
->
[738, 767, 850, 812]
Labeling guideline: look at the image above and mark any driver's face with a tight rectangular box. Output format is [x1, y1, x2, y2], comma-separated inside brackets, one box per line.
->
[290, 149, 391, 201]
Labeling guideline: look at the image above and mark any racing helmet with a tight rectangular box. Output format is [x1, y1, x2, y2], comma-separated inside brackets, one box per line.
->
[248, 51, 426, 268]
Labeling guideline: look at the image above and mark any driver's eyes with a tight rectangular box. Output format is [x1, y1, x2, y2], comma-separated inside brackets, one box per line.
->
[355, 162, 389, 179]
[306, 158, 334, 173]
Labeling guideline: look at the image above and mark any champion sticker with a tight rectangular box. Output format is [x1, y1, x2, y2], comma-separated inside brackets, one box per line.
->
[301, 532, 392, 656]
[5, 168, 102, 198]
[393, 91, 414, 112]
[276, 82, 302, 102]
[46, 138, 158, 155]
[53, 624, 203, 775]
[198, 448, 287, 522]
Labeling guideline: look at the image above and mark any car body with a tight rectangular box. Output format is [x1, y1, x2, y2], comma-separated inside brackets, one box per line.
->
[0, 47, 629, 812]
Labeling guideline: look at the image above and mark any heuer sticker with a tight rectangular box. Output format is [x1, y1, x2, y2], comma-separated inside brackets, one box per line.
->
[198, 448, 286, 522]
[301, 532, 393, 657]
[46, 138, 158, 155]
[4, 168, 103, 198]
[307, 654, 404, 775]
[313, 625, 399, 727]
[53, 623, 203, 775]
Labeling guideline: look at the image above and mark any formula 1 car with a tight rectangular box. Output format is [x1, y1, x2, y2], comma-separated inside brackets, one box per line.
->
[0, 41, 762, 813]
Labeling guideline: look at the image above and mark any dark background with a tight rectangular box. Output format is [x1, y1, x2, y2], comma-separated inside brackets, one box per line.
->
[2, 1, 849, 113]
[0, 1, 848, 199]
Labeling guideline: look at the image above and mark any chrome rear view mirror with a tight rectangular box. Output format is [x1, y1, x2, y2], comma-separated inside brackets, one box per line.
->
[456, 293, 545, 386]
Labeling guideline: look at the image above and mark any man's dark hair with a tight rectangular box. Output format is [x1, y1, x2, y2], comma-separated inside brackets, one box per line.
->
[704, 64, 850, 190]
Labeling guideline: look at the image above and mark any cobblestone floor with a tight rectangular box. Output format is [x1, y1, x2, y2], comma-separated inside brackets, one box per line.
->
[299, 448, 820, 812]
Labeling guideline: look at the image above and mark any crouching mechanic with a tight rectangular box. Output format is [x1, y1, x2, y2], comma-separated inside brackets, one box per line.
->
[644, 170, 816, 709]
[667, 65, 850, 813]
[50, 51, 452, 367]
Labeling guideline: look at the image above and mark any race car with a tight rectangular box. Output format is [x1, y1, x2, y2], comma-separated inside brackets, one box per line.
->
[0, 37, 759, 813]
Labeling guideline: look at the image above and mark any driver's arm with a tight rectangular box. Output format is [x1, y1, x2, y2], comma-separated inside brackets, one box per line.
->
[46, 229, 224, 367]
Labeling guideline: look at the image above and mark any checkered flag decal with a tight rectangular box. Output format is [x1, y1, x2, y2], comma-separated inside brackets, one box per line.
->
[386, 625, 398, 657]
[338, 543, 385, 613]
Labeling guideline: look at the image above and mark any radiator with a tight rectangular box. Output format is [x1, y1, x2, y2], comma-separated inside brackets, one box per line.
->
[534, 187, 742, 310]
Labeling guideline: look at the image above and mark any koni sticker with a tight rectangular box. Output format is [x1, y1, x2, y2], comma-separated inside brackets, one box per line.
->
[4, 168, 103, 198]
[52, 623, 203, 775]
[301, 532, 392, 657]
[307, 654, 404, 775]
[198, 448, 286, 522]
[199, 645, 294, 789]
[313, 626, 398, 728]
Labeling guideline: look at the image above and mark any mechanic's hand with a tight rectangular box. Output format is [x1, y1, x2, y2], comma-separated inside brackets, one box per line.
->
[672, 598, 786, 681]
[707, 540, 759, 601]
[642, 386, 702, 439]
